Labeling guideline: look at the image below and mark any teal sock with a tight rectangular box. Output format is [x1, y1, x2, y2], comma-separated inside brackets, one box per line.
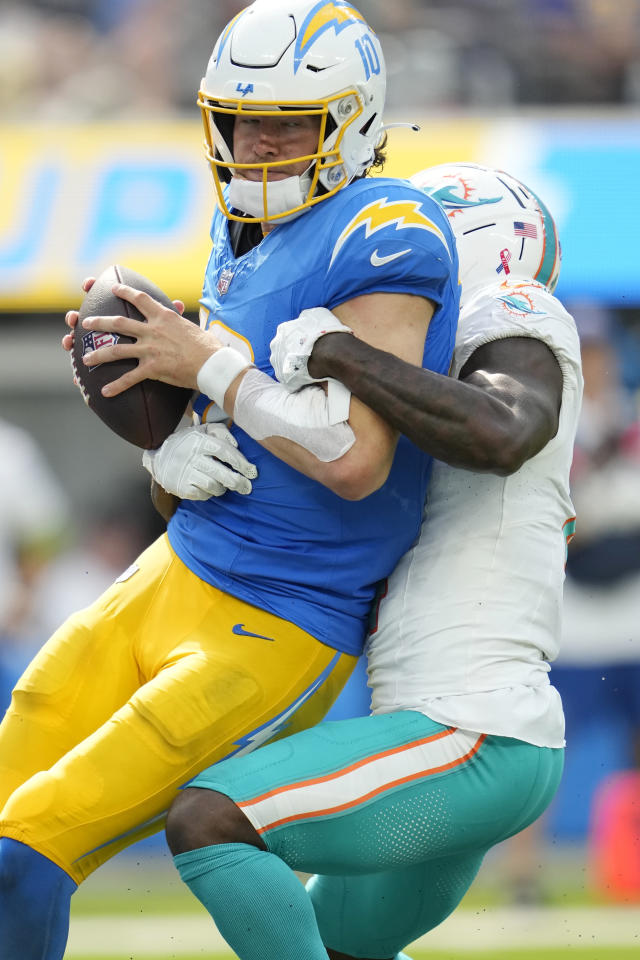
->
[174, 843, 328, 960]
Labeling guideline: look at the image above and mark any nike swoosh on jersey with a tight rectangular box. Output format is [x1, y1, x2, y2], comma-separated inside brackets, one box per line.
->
[370, 248, 412, 267]
[232, 623, 275, 642]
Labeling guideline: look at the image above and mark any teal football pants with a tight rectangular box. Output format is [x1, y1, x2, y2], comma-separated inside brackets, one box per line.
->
[180, 710, 563, 957]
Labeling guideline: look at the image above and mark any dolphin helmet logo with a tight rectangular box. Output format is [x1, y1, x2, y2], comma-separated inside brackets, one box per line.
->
[497, 291, 546, 317]
[426, 183, 502, 213]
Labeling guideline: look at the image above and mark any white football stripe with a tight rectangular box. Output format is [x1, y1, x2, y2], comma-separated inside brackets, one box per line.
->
[239, 727, 484, 833]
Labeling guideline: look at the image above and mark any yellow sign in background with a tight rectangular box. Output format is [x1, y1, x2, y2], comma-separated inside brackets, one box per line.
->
[2, 115, 637, 309]
[0, 119, 485, 311]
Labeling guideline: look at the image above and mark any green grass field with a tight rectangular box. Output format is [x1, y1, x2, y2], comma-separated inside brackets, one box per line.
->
[65, 843, 640, 959]
[67, 950, 640, 960]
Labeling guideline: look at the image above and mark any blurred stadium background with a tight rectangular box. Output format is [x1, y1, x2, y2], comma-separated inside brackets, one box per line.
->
[1, 0, 640, 956]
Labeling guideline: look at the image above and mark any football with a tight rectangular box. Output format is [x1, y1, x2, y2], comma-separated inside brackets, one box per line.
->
[71, 264, 192, 449]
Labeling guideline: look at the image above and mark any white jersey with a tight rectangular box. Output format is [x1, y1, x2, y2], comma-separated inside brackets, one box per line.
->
[367, 280, 583, 748]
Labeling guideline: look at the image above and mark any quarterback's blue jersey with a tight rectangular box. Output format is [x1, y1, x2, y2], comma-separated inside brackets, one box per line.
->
[168, 177, 459, 656]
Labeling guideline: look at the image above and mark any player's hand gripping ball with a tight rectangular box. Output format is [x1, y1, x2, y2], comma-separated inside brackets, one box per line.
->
[71, 265, 192, 449]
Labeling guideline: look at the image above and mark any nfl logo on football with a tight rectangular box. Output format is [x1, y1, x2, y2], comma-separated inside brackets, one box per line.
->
[217, 268, 234, 296]
[81, 331, 119, 369]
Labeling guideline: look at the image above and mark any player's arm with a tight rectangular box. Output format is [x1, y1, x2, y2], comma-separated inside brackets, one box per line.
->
[301, 331, 563, 476]
[223, 291, 433, 499]
[80, 284, 433, 501]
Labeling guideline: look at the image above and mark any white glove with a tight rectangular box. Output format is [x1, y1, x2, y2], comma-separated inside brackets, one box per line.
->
[142, 423, 257, 499]
[269, 307, 352, 392]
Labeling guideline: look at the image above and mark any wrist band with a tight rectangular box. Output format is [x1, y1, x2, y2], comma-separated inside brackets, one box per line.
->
[196, 347, 252, 409]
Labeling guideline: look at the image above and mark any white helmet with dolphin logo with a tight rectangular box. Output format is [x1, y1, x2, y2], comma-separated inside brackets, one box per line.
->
[411, 162, 561, 304]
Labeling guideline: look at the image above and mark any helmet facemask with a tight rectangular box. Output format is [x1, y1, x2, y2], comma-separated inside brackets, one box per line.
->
[198, 92, 370, 224]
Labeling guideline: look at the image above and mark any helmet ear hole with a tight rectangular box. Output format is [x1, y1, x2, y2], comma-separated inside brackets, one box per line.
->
[324, 114, 337, 139]
[359, 113, 377, 137]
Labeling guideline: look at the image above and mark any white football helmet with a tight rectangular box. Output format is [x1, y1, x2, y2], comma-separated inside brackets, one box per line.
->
[410, 162, 561, 304]
[198, 0, 386, 224]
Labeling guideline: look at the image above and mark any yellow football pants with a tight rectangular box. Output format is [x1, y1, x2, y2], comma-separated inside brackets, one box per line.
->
[0, 534, 355, 883]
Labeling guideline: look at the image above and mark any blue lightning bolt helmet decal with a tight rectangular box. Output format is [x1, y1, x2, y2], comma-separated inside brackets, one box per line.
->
[294, 2, 368, 72]
[214, 9, 248, 68]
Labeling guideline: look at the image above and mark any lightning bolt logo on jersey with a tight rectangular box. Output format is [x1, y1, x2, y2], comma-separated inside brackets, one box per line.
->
[329, 198, 452, 267]
[168, 178, 459, 656]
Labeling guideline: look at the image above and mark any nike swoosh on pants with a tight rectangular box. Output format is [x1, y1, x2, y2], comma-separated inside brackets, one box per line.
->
[232, 623, 275, 642]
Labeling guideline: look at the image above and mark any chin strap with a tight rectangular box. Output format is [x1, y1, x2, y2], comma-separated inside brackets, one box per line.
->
[229, 171, 313, 224]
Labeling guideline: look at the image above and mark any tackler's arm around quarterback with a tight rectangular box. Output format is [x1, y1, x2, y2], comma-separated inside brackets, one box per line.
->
[275, 313, 563, 476]
[202, 290, 435, 500]
[269, 307, 354, 393]
[79, 284, 433, 501]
